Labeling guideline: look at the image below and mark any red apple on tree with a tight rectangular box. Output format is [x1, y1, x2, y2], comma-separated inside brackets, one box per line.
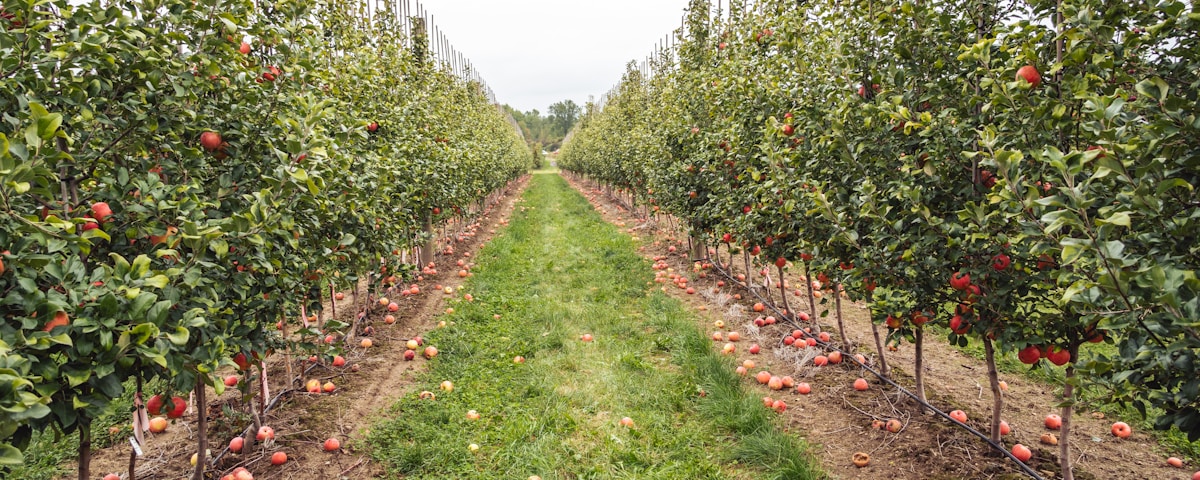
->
[949, 315, 970, 334]
[1018, 345, 1042, 364]
[949, 271, 971, 290]
[1037, 254, 1057, 270]
[90, 202, 113, 223]
[147, 394, 164, 415]
[233, 352, 251, 370]
[1045, 346, 1070, 366]
[80, 215, 100, 231]
[165, 396, 186, 418]
[980, 169, 996, 188]
[200, 131, 222, 151]
[992, 254, 1011, 271]
[1016, 65, 1041, 87]
[885, 315, 902, 329]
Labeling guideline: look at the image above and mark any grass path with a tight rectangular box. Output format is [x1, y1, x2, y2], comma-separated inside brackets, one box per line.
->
[366, 172, 825, 479]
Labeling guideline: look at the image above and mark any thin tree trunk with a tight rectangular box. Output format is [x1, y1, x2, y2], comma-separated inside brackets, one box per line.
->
[1061, 349, 1077, 480]
[192, 376, 208, 480]
[984, 337, 1004, 443]
[743, 251, 752, 289]
[834, 283, 850, 349]
[914, 327, 928, 412]
[762, 271, 773, 305]
[329, 282, 337, 318]
[688, 235, 701, 260]
[128, 448, 137, 480]
[420, 214, 435, 266]
[348, 280, 360, 345]
[77, 420, 91, 480]
[803, 261, 819, 333]
[866, 291, 889, 378]
[130, 375, 144, 480]
[777, 264, 790, 318]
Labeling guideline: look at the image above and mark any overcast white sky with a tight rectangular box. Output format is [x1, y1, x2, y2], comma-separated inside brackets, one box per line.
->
[422, 1, 690, 113]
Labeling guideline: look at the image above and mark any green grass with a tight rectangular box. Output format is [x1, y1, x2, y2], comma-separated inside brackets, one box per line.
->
[366, 172, 825, 479]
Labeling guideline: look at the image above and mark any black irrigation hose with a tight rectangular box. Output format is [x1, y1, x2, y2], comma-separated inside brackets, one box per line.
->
[694, 256, 1046, 480]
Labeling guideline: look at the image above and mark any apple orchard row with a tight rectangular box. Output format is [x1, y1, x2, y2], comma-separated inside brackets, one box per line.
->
[560, 1, 1199, 478]
[0, 0, 529, 478]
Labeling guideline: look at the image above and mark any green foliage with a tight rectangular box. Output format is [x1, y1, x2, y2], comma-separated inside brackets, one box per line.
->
[368, 173, 823, 479]
[504, 100, 581, 151]
[531, 142, 545, 169]
[561, 0, 1200, 445]
[0, 0, 526, 471]
[547, 100, 582, 139]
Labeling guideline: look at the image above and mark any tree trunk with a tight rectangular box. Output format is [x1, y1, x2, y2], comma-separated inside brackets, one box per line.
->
[803, 261, 819, 333]
[245, 373, 261, 451]
[777, 264, 790, 318]
[914, 327, 927, 412]
[1061, 350, 1077, 480]
[743, 251, 752, 289]
[192, 376, 208, 480]
[762, 271, 773, 305]
[984, 337, 1005, 443]
[834, 283, 850, 349]
[867, 292, 889, 378]
[77, 420, 91, 480]
[329, 282, 337, 318]
[420, 213, 435, 267]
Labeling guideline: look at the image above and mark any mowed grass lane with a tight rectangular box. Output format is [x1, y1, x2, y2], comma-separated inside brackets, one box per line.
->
[366, 173, 825, 480]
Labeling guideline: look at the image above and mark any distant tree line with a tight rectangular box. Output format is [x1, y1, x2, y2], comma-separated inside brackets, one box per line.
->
[504, 99, 580, 152]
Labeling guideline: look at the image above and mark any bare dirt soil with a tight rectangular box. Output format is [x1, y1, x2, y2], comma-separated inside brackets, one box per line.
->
[563, 173, 1190, 480]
